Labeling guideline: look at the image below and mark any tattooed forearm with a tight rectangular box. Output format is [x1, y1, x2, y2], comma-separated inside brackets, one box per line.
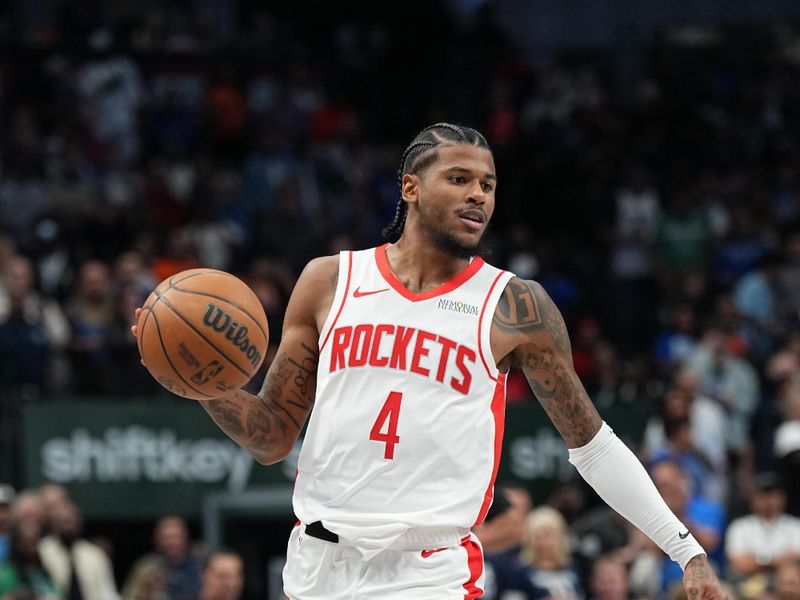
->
[261, 353, 302, 429]
[261, 343, 318, 420]
[202, 391, 288, 456]
[519, 345, 600, 447]
[205, 398, 246, 436]
[199, 340, 320, 463]
[285, 342, 318, 412]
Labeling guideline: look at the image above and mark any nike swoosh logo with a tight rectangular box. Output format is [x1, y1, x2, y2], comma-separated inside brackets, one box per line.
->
[421, 547, 448, 558]
[679, 531, 690, 539]
[353, 287, 390, 298]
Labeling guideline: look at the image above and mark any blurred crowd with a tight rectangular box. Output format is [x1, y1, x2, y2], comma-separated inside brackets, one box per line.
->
[3, 1, 800, 599]
[0, 482, 244, 600]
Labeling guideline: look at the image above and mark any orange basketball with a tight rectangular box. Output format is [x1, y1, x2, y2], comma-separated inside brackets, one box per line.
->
[136, 269, 269, 400]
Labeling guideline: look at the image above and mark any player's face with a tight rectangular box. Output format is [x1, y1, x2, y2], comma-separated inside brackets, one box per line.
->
[410, 144, 496, 258]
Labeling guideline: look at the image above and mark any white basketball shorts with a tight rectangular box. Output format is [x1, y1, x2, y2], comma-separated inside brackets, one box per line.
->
[283, 524, 485, 599]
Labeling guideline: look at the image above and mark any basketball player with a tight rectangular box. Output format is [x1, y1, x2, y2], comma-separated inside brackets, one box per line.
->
[134, 123, 728, 599]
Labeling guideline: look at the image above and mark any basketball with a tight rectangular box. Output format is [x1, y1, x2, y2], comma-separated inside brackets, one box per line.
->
[136, 269, 269, 400]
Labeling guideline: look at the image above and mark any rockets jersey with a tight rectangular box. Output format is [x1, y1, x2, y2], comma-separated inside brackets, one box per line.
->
[293, 244, 515, 556]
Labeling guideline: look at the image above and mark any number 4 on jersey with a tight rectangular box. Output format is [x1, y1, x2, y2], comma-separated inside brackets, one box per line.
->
[369, 391, 402, 459]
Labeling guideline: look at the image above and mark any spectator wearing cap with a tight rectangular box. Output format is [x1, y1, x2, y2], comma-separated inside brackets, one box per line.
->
[0, 483, 16, 561]
[725, 472, 800, 595]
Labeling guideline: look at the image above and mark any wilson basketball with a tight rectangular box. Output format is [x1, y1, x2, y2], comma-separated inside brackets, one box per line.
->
[136, 269, 269, 400]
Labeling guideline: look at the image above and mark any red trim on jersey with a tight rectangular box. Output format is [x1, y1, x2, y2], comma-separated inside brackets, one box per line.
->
[374, 244, 485, 302]
[461, 535, 484, 599]
[473, 374, 507, 527]
[477, 270, 508, 381]
[320, 251, 353, 352]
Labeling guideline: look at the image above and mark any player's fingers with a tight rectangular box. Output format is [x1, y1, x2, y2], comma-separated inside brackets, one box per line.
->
[131, 307, 143, 337]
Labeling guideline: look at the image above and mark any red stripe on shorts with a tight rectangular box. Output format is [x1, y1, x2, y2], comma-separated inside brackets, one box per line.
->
[460, 535, 484, 599]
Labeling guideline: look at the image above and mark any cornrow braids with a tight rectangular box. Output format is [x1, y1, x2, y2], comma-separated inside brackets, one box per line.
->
[381, 122, 491, 240]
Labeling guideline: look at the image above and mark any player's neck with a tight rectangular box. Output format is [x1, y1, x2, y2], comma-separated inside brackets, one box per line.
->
[386, 234, 472, 294]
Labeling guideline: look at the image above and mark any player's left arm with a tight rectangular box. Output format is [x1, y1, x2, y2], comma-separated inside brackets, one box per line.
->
[493, 278, 601, 447]
[493, 278, 728, 600]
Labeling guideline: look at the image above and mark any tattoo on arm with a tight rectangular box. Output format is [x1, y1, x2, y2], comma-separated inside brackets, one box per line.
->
[203, 392, 285, 453]
[201, 341, 319, 456]
[494, 279, 572, 356]
[261, 354, 302, 429]
[497, 278, 599, 447]
[206, 399, 245, 437]
[262, 343, 318, 419]
[494, 278, 541, 330]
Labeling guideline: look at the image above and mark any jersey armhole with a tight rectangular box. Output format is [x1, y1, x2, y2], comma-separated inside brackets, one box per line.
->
[477, 270, 515, 381]
[318, 251, 353, 351]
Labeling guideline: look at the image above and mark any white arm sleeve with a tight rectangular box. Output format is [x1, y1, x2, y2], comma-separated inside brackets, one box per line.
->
[568, 422, 706, 570]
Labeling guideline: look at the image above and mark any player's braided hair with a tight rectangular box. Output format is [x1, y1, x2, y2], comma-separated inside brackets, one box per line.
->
[382, 123, 491, 239]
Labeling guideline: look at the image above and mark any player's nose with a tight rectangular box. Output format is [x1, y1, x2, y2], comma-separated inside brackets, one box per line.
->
[466, 191, 486, 206]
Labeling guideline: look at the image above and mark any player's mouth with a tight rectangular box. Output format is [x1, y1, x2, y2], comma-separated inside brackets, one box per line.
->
[458, 209, 485, 231]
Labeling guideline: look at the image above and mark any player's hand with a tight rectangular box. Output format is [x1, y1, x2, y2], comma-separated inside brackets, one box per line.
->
[683, 555, 729, 599]
[131, 307, 145, 366]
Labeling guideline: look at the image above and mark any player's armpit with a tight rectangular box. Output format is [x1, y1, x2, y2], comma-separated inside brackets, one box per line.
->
[495, 278, 601, 448]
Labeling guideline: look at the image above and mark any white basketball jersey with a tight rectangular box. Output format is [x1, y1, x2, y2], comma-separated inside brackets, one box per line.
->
[293, 244, 514, 556]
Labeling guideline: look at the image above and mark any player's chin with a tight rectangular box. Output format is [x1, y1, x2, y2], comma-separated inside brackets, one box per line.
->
[433, 230, 484, 259]
[457, 226, 485, 248]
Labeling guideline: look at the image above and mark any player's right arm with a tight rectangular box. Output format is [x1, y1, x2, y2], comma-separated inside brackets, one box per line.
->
[134, 256, 338, 465]
[199, 256, 337, 464]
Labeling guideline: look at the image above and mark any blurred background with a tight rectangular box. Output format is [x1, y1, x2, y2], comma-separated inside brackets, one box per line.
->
[3, 1, 800, 599]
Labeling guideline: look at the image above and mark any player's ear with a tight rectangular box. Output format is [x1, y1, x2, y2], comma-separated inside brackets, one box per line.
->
[401, 173, 419, 206]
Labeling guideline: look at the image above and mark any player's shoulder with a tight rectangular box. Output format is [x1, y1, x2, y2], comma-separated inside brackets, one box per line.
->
[493, 276, 558, 334]
[284, 255, 341, 324]
[298, 254, 339, 285]
[495, 276, 549, 309]
[287, 255, 340, 303]
[300, 245, 380, 286]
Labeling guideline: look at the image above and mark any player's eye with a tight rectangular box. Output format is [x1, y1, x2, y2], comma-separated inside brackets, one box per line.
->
[481, 182, 494, 193]
[449, 176, 466, 184]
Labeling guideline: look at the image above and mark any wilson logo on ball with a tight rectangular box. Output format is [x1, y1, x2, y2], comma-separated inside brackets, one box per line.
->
[202, 303, 262, 368]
